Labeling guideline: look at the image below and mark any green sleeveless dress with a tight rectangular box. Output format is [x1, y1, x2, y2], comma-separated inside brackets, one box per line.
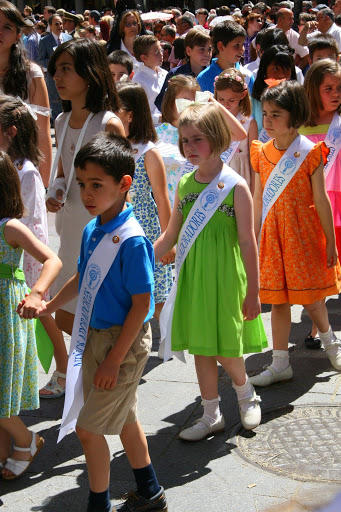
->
[0, 221, 39, 418]
[171, 171, 267, 357]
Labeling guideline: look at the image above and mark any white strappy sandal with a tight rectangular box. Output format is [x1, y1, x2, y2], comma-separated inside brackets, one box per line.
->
[2, 431, 44, 480]
[39, 370, 66, 398]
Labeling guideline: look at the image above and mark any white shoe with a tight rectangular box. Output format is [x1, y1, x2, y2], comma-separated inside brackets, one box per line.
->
[238, 387, 261, 430]
[325, 337, 341, 370]
[179, 415, 225, 441]
[249, 365, 293, 387]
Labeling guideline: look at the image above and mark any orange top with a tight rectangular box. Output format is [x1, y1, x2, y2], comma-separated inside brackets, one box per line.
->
[251, 139, 341, 305]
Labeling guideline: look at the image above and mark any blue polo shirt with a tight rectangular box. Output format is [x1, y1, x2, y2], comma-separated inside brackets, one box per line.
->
[197, 59, 254, 94]
[77, 203, 155, 329]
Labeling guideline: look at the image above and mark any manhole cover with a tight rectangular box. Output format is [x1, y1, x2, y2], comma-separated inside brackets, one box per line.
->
[233, 404, 341, 482]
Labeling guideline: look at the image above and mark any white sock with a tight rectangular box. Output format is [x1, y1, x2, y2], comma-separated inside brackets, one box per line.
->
[191, 396, 221, 428]
[233, 377, 255, 412]
[259, 350, 290, 377]
[318, 326, 338, 355]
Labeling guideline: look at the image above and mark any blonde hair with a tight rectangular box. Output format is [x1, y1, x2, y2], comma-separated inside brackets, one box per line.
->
[214, 68, 251, 117]
[304, 58, 341, 126]
[161, 75, 200, 124]
[178, 103, 231, 158]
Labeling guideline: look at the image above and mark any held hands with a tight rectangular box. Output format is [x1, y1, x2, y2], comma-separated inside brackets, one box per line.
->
[93, 358, 120, 389]
[17, 292, 47, 319]
[326, 242, 338, 268]
[160, 247, 176, 265]
[46, 189, 64, 213]
[242, 293, 261, 321]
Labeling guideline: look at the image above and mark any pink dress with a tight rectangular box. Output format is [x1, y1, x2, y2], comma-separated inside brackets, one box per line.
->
[299, 123, 341, 256]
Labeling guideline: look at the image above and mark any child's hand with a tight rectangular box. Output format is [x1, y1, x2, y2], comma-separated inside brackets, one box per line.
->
[326, 242, 338, 268]
[160, 247, 176, 265]
[17, 292, 45, 319]
[46, 190, 64, 213]
[242, 293, 261, 321]
[93, 359, 120, 389]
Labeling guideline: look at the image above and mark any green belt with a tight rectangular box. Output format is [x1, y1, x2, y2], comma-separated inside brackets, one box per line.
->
[0, 262, 25, 281]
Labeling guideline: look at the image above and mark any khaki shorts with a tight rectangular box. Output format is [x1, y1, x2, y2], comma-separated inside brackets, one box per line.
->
[77, 322, 152, 435]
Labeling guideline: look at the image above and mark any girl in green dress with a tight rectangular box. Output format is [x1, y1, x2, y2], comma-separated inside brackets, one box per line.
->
[154, 101, 267, 441]
[0, 152, 61, 479]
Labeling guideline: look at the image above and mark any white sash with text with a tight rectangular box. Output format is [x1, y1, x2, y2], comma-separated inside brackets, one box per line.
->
[261, 135, 314, 225]
[159, 165, 243, 362]
[58, 215, 145, 442]
[323, 111, 341, 179]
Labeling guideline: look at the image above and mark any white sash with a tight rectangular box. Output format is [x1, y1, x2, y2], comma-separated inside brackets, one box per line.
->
[159, 165, 243, 362]
[221, 114, 252, 165]
[323, 111, 341, 179]
[261, 135, 314, 225]
[132, 141, 155, 162]
[258, 128, 271, 143]
[47, 112, 94, 202]
[58, 215, 145, 442]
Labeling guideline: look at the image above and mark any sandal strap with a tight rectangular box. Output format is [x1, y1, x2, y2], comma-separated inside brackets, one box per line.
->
[238, 392, 262, 406]
[13, 430, 37, 455]
[4, 457, 30, 476]
[52, 370, 67, 379]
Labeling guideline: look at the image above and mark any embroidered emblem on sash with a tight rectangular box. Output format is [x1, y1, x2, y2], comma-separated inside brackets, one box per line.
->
[85, 263, 101, 290]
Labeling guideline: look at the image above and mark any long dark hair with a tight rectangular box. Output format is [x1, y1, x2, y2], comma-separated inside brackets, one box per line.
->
[252, 45, 296, 101]
[0, 1, 33, 100]
[116, 82, 157, 144]
[0, 96, 42, 167]
[0, 151, 25, 219]
[48, 39, 120, 113]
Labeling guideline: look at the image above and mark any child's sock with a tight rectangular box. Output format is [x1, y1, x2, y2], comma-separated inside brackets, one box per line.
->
[87, 489, 111, 512]
[133, 463, 160, 499]
[233, 378, 254, 412]
[201, 396, 221, 423]
[318, 326, 338, 355]
[260, 350, 290, 377]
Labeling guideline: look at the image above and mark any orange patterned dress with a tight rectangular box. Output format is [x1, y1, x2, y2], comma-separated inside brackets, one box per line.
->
[251, 139, 341, 305]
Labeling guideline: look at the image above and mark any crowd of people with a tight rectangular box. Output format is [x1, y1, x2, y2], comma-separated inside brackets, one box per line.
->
[0, 0, 340, 511]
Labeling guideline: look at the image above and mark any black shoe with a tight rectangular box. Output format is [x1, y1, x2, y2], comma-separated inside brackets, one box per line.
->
[115, 487, 167, 511]
[304, 332, 321, 350]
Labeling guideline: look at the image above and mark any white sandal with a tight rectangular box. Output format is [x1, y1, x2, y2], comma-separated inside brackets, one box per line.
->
[39, 370, 66, 398]
[2, 431, 44, 480]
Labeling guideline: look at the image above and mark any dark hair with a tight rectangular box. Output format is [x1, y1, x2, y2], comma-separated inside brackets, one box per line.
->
[108, 50, 134, 75]
[74, 132, 135, 181]
[48, 13, 62, 25]
[261, 80, 310, 128]
[48, 39, 120, 113]
[216, 6, 231, 16]
[0, 0, 33, 100]
[173, 37, 186, 60]
[212, 21, 246, 53]
[133, 35, 158, 61]
[308, 33, 339, 60]
[252, 45, 296, 100]
[44, 5, 56, 15]
[0, 96, 42, 167]
[116, 82, 157, 144]
[0, 151, 25, 219]
[259, 27, 289, 52]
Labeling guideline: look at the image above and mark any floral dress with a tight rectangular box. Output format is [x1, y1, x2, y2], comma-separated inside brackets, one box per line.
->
[130, 153, 173, 304]
[0, 221, 39, 418]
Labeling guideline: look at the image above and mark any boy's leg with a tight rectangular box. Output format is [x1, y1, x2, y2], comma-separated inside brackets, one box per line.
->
[76, 426, 110, 492]
[117, 421, 167, 511]
[76, 425, 112, 512]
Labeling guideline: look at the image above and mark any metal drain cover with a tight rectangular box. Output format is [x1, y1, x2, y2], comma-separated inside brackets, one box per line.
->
[234, 404, 341, 482]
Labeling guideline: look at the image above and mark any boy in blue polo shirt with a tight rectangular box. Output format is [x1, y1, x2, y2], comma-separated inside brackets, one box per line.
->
[197, 20, 254, 94]
[39, 133, 167, 512]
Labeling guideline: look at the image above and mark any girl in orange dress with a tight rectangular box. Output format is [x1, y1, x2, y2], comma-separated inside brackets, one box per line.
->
[250, 81, 341, 387]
